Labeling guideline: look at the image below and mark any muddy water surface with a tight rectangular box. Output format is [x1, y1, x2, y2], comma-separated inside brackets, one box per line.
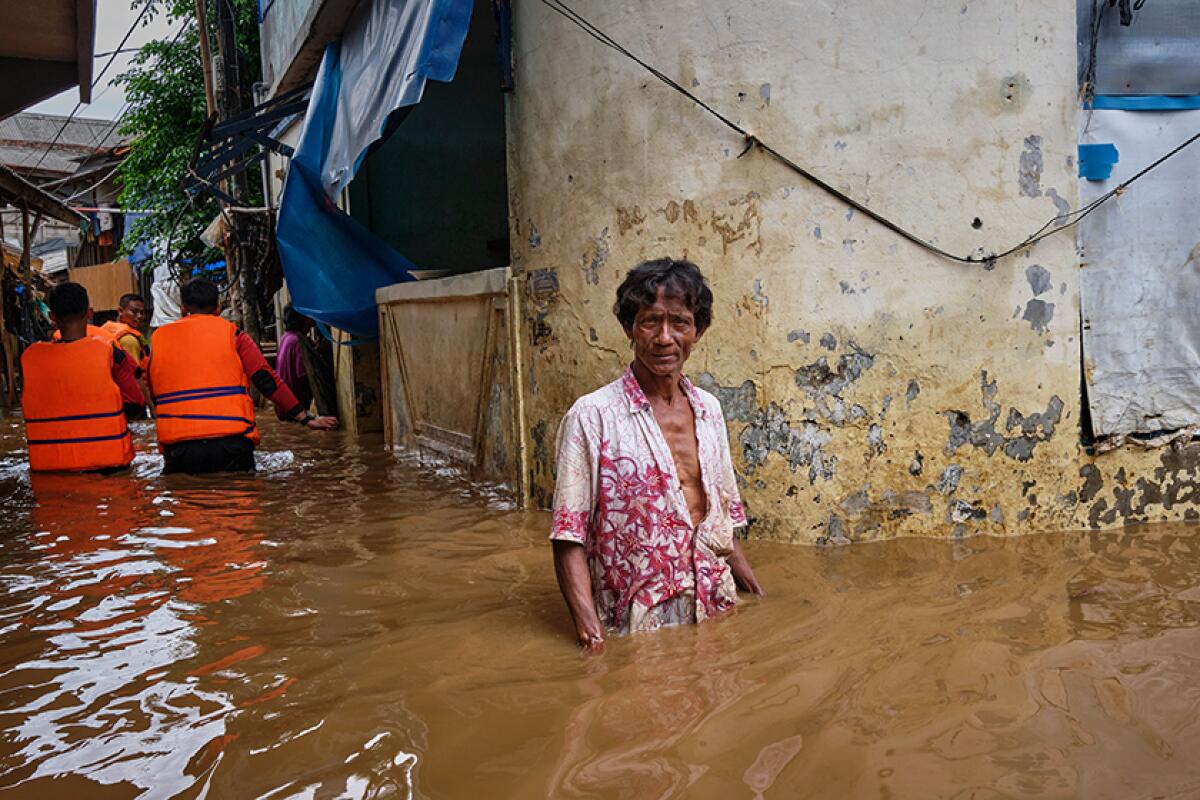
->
[1, 414, 1199, 798]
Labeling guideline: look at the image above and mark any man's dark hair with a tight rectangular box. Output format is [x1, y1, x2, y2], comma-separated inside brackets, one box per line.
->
[180, 279, 220, 313]
[613, 257, 713, 332]
[47, 282, 90, 321]
[283, 304, 308, 333]
[118, 293, 145, 309]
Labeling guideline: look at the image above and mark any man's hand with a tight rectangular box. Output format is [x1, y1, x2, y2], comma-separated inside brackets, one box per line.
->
[729, 539, 765, 597]
[306, 415, 338, 431]
[576, 620, 606, 655]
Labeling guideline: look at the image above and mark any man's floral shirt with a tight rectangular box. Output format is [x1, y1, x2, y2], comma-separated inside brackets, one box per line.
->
[550, 366, 747, 634]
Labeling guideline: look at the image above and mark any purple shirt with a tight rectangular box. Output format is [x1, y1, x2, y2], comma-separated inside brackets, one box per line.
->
[275, 331, 311, 417]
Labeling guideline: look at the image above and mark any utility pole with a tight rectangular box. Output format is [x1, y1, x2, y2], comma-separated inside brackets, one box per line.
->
[194, 0, 216, 116]
[212, 0, 263, 342]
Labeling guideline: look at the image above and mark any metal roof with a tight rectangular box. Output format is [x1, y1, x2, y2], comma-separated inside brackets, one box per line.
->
[0, 112, 125, 177]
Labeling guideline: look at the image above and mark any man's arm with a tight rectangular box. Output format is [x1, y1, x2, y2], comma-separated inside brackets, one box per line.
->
[552, 541, 605, 653]
[110, 345, 146, 404]
[549, 402, 605, 652]
[233, 330, 337, 430]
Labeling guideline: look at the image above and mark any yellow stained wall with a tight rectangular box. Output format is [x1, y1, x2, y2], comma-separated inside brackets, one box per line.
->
[505, 0, 1110, 542]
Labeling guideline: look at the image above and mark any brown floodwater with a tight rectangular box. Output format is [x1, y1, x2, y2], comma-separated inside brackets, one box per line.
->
[0, 413, 1199, 799]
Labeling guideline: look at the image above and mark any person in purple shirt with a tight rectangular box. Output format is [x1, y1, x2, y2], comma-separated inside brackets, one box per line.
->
[276, 305, 313, 418]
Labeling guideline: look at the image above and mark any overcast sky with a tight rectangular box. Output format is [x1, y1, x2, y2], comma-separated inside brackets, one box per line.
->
[29, 0, 180, 121]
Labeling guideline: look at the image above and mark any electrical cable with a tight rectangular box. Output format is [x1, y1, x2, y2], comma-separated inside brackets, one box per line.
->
[541, 0, 1198, 267]
[25, 1, 154, 174]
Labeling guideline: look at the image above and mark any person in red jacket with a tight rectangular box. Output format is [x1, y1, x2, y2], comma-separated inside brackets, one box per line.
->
[22, 282, 142, 472]
[148, 278, 337, 475]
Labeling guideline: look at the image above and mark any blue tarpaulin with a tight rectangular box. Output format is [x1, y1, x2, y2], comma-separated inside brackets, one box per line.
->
[276, 0, 473, 339]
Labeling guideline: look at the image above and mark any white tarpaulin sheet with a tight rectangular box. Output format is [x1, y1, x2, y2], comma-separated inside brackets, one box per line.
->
[1080, 109, 1200, 440]
[321, 0, 467, 199]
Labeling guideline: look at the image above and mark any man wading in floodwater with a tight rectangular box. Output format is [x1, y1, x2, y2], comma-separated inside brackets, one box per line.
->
[550, 258, 764, 653]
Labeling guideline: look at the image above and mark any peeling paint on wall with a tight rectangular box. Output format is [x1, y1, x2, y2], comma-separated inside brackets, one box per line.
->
[1026, 264, 1052, 296]
[1019, 134, 1043, 197]
[582, 227, 610, 285]
[944, 372, 1064, 462]
[1022, 298, 1056, 333]
[696, 373, 758, 422]
[740, 403, 837, 485]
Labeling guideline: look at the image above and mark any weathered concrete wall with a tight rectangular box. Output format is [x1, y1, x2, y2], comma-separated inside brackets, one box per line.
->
[507, 0, 1094, 541]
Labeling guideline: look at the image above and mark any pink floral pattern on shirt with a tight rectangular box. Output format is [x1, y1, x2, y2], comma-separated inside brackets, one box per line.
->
[550, 366, 747, 635]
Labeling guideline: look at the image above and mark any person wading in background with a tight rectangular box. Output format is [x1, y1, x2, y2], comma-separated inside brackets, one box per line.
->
[148, 279, 338, 475]
[102, 293, 152, 420]
[550, 258, 763, 654]
[21, 282, 140, 472]
[102, 293, 150, 366]
[275, 305, 314, 419]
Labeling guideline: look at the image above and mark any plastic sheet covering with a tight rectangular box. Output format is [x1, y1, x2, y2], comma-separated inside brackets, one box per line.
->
[1079, 109, 1200, 442]
[275, 0, 473, 339]
[1077, 0, 1200, 96]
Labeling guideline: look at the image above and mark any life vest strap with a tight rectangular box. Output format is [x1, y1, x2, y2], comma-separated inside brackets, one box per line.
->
[154, 385, 249, 404]
[155, 412, 256, 438]
[26, 408, 125, 424]
[28, 429, 131, 446]
[156, 412, 255, 424]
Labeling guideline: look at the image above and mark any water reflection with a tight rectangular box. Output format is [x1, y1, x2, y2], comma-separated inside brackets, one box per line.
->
[0, 415, 1198, 798]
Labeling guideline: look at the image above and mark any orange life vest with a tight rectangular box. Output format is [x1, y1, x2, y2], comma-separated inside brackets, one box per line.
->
[21, 338, 135, 471]
[149, 314, 260, 446]
[52, 324, 144, 406]
[53, 324, 115, 343]
[101, 320, 151, 372]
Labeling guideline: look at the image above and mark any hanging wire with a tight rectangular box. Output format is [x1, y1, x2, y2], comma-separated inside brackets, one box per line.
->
[541, 0, 1193, 268]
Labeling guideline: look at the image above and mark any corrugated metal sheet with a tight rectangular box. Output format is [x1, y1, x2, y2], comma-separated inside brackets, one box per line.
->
[0, 113, 125, 175]
[1078, 0, 1200, 95]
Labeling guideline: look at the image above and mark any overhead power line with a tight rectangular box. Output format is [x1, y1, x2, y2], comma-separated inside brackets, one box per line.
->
[540, 0, 1200, 267]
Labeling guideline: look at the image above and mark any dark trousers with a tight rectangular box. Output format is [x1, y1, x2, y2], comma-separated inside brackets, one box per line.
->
[124, 403, 148, 421]
[162, 435, 256, 475]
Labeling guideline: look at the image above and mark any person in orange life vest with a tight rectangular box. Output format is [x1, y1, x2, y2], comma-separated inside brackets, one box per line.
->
[148, 278, 338, 475]
[51, 312, 149, 420]
[21, 282, 141, 472]
[102, 293, 151, 364]
[101, 293, 152, 420]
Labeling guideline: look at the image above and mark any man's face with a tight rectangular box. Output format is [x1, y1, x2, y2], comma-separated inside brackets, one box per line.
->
[120, 300, 147, 329]
[625, 287, 704, 377]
